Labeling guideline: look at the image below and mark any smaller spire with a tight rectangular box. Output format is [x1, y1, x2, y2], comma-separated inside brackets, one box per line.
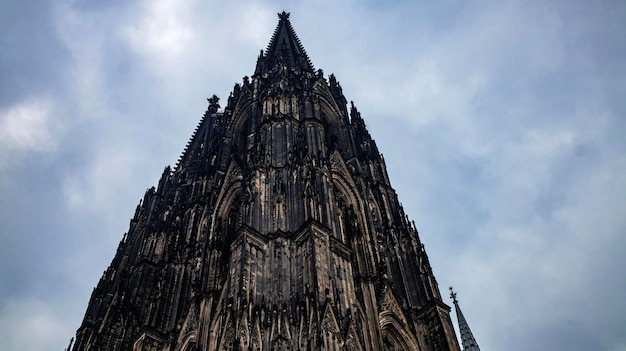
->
[449, 287, 481, 351]
[258, 11, 314, 74]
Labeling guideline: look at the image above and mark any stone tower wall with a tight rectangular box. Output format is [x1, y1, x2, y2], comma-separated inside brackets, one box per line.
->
[71, 13, 460, 351]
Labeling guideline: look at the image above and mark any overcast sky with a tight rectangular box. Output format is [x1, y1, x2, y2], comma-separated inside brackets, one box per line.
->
[1, 1, 625, 350]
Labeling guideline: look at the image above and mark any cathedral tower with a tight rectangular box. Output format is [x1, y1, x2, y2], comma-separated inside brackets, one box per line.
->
[72, 12, 460, 351]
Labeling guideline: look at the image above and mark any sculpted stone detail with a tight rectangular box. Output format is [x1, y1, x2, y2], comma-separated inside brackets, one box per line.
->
[71, 12, 460, 351]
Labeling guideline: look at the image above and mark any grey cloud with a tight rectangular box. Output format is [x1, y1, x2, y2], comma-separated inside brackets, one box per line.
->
[1, 1, 624, 350]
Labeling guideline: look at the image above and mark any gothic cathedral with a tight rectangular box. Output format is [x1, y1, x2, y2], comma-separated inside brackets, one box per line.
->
[71, 12, 461, 351]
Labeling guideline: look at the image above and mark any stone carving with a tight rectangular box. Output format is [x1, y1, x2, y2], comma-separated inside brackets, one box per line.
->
[70, 12, 460, 351]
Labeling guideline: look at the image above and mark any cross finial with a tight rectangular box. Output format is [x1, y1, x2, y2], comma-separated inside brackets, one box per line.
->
[449, 286, 458, 304]
[278, 11, 290, 20]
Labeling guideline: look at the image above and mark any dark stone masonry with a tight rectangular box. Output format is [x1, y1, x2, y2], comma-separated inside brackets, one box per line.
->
[71, 12, 461, 351]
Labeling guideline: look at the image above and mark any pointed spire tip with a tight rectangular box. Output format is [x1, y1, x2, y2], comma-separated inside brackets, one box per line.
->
[261, 11, 314, 72]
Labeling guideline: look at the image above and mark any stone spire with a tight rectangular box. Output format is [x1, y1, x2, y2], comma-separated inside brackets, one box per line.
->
[255, 11, 314, 75]
[70, 13, 462, 351]
[450, 287, 481, 351]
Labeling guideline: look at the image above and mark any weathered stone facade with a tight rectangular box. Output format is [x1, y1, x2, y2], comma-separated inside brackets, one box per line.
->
[72, 12, 460, 351]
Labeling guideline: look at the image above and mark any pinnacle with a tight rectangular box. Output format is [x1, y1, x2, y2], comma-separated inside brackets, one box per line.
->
[259, 12, 314, 73]
[450, 287, 481, 351]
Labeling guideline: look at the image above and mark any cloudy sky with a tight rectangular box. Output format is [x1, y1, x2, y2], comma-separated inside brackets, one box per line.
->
[1, 1, 625, 350]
